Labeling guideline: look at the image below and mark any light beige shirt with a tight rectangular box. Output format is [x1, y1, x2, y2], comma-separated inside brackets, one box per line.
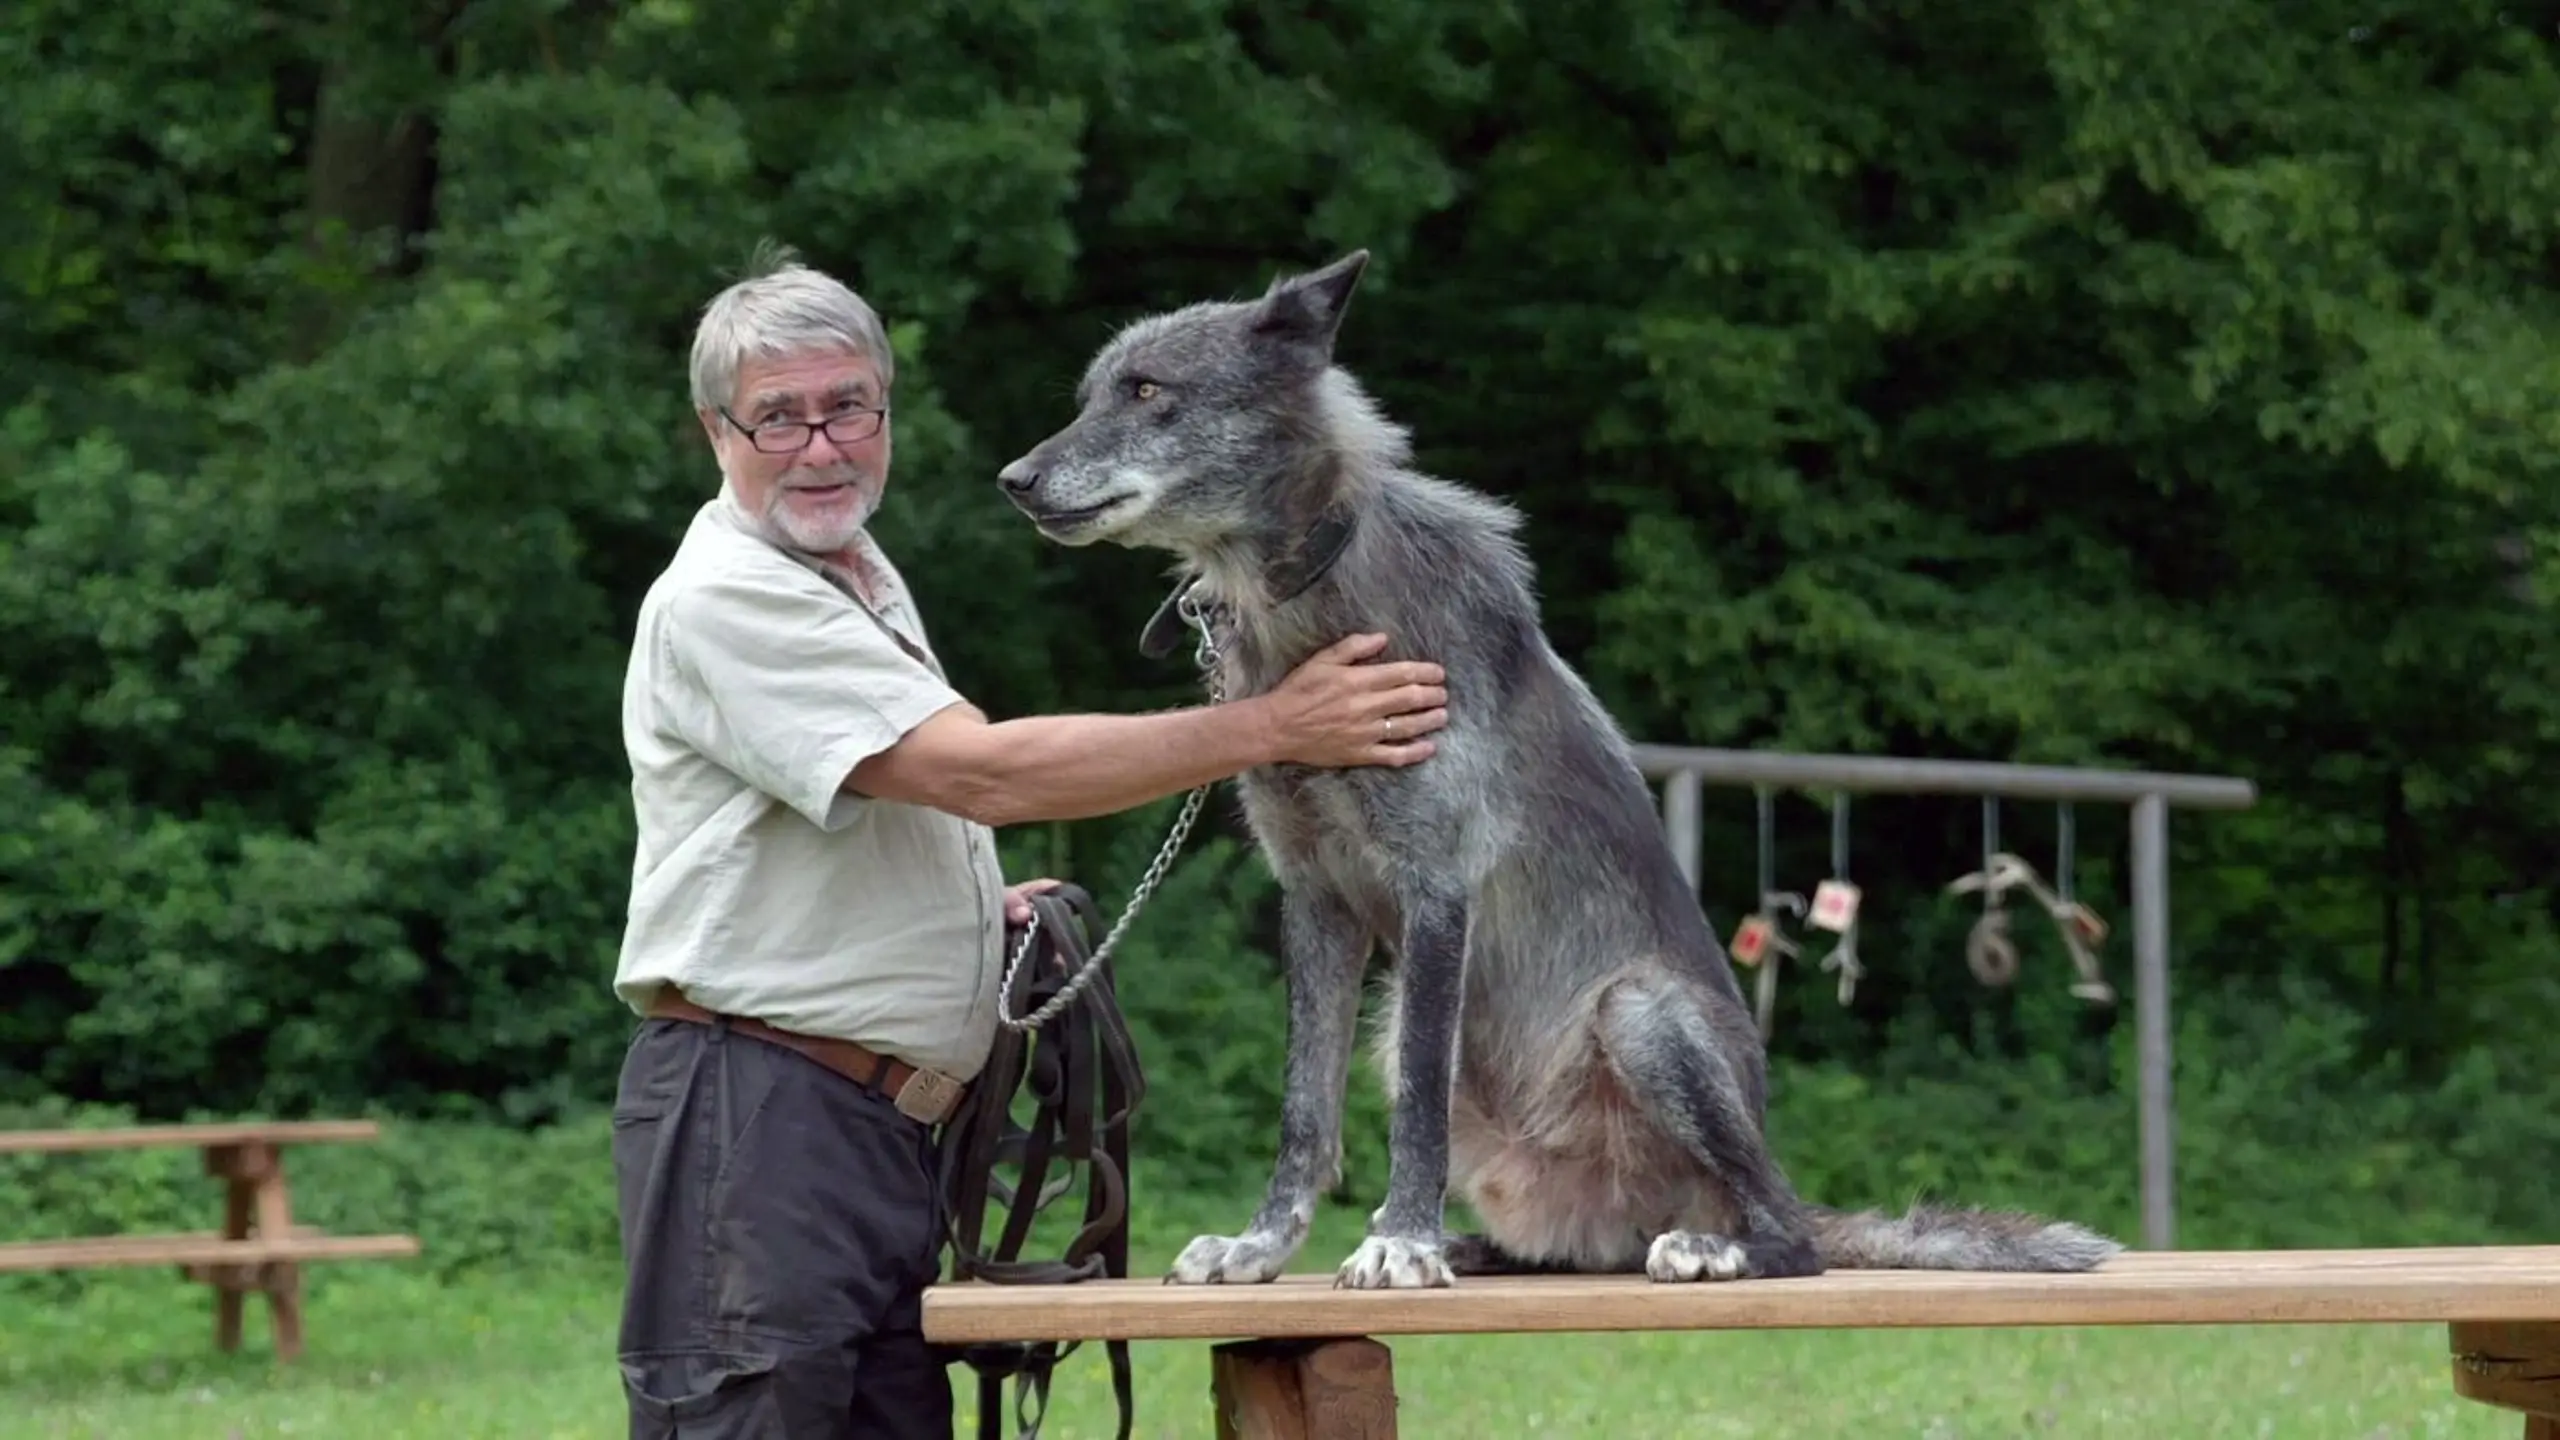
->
[612, 493, 1007, 1081]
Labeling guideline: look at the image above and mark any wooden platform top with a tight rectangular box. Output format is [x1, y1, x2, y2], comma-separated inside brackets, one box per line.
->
[920, 1246, 2560, 1344]
[0, 1120, 385, 1154]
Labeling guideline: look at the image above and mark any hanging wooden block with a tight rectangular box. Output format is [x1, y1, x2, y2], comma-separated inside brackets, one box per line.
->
[1809, 879, 1861, 934]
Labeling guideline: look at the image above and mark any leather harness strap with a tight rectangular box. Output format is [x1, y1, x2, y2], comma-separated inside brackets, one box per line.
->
[937, 883, 1144, 1440]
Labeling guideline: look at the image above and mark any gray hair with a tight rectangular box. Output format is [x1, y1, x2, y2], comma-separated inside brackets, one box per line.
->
[688, 240, 896, 412]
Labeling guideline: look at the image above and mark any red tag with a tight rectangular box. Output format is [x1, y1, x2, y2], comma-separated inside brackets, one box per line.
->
[1731, 915, 1772, 967]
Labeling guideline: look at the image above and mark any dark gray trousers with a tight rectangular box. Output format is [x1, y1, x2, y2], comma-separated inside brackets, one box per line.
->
[612, 1015, 952, 1438]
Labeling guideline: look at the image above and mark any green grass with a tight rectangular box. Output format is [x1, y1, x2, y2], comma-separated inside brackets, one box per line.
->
[0, 1196, 2516, 1439]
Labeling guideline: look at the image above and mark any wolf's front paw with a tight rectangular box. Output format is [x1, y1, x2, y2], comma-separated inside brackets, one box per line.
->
[1333, 1234, 1454, 1290]
[1644, 1230, 1750, 1283]
[1165, 1231, 1293, 1285]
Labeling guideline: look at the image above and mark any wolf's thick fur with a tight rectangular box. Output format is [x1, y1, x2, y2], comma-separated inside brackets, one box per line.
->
[996, 251, 2121, 1289]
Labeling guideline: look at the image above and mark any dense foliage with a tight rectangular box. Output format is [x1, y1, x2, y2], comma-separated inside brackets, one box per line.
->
[6, 0, 2558, 1246]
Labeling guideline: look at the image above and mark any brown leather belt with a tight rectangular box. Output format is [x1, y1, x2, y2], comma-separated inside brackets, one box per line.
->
[647, 985, 968, 1126]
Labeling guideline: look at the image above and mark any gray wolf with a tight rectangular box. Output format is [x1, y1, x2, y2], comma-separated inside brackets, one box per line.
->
[995, 250, 2122, 1289]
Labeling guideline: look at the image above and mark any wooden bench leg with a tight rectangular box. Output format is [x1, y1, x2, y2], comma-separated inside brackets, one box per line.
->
[200, 1142, 305, 1362]
[1211, 1337, 1396, 1439]
[2450, 1321, 2560, 1439]
[214, 1150, 254, 1352]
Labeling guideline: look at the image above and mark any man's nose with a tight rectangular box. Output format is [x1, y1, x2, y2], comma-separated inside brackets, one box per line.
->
[795, 427, 852, 466]
[997, 456, 1041, 496]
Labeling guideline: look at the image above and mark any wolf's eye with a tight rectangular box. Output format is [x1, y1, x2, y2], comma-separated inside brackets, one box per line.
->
[1132, 380, 1160, 401]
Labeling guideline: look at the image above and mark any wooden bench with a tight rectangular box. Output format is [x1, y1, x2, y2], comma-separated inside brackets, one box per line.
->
[923, 1245, 2560, 1437]
[0, 1120, 423, 1361]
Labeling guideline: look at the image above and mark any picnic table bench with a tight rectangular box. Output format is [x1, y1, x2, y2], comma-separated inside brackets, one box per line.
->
[923, 1245, 2560, 1437]
[0, 1120, 423, 1361]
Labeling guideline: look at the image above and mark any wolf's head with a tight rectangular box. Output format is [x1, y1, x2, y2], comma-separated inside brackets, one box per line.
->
[997, 250, 1386, 555]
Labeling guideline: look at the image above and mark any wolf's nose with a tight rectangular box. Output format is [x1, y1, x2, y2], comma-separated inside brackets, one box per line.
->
[998, 458, 1041, 496]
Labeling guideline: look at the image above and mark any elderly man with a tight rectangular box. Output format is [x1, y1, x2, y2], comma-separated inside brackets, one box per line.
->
[607, 249, 1450, 1438]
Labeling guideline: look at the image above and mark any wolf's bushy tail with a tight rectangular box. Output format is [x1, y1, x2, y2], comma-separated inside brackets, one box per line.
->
[1808, 1201, 2122, 1272]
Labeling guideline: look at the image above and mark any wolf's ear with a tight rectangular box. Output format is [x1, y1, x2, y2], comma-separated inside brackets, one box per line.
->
[1250, 249, 1370, 355]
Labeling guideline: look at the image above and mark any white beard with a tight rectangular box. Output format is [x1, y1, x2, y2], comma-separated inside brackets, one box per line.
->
[766, 485, 877, 555]
[724, 467, 880, 557]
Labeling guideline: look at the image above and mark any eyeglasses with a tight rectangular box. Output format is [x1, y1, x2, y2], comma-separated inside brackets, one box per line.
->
[719, 405, 890, 454]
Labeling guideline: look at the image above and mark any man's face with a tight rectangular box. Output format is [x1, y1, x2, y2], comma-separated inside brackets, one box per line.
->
[703, 348, 891, 557]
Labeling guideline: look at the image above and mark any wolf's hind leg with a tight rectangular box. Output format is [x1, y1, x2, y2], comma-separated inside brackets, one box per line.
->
[1594, 977, 1823, 1282]
[1168, 886, 1369, 1285]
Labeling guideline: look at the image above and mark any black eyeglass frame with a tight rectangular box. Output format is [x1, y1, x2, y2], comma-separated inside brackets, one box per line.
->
[718, 404, 890, 454]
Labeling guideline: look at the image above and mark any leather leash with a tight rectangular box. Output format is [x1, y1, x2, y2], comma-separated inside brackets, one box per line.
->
[937, 882, 1144, 1440]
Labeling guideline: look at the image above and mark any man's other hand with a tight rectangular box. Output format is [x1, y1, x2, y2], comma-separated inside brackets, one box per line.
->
[1004, 876, 1065, 926]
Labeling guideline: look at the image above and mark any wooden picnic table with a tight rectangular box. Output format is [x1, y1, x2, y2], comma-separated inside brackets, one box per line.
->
[0, 1120, 423, 1361]
[922, 1244, 2560, 1437]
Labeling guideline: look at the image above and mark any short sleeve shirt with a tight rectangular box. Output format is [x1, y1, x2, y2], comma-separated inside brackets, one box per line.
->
[611, 495, 1007, 1081]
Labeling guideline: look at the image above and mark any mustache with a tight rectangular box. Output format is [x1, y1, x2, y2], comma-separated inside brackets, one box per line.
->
[777, 464, 867, 492]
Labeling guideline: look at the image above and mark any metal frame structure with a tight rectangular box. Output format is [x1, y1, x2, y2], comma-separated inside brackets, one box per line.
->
[1631, 743, 2259, 1252]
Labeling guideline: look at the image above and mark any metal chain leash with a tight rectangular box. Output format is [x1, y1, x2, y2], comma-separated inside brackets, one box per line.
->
[995, 585, 1228, 1032]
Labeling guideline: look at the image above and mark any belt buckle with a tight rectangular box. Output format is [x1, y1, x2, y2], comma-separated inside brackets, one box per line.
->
[893, 1066, 964, 1125]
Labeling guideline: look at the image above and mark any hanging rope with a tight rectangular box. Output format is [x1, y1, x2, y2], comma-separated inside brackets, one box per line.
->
[2050, 801, 2117, 1004]
[1955, 797, 2021, 986]
[1942, 799, 2118, 1006]
[1728, 785, 1804, 1039]
[1812, 792, 1865, 1005]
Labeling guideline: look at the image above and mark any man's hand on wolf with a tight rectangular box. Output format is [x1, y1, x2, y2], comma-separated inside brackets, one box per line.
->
[1256, 632, 1449, 769]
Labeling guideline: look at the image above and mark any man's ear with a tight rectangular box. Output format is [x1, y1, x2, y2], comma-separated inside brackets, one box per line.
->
[1248, 249, 1371, 356]
[697, 405, 725, 448]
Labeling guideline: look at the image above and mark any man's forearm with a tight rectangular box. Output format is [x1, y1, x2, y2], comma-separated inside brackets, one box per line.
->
[843, 629, 1444, 825]
[960, 701, 1284, 826]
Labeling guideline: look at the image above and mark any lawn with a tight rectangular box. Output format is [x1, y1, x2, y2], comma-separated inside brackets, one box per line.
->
[0, 1195, 2515, 1439]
